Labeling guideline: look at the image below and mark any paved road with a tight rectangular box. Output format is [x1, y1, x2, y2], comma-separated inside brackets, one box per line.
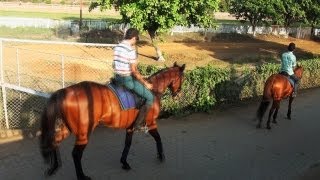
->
[0, 88, 320, 180]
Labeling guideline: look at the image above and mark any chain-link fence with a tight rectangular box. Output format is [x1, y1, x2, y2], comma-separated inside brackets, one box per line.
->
[0, 38, 115, 131]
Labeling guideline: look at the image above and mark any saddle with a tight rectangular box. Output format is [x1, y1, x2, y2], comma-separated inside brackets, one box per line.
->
[107, 79, 145, 110]
[279, 72, 295, 87]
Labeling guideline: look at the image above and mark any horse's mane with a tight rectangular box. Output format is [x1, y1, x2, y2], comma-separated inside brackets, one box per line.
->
[148, 66, 177, 81]
[294, 65, 303, 72]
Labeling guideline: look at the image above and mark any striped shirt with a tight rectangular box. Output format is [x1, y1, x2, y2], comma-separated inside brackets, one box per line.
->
[281, 51, 296, 75]
[113, 41, 137, 76]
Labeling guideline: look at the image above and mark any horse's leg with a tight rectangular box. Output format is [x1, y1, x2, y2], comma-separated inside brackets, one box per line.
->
[256, 100, 270, 129]
[287, 96, 294, 120]
[272, 108, 279, 124]
[148, 128, 165, 162]
[72, 144, 91, 180]
[272, 101, 281, 124]
[267, 100, 279, 129]
[46, 125, 69, 176]
[45, 147, 61, 176]
[120, 130, 134, 170]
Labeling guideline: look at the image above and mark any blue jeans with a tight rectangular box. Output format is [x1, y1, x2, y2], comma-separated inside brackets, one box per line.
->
[114, 74, 154, 105]
[280, 72, 300, 93]
[290, 74, 300, 93]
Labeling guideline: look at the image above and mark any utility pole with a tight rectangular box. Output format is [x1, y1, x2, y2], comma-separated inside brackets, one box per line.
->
[79, 0, 83, 29]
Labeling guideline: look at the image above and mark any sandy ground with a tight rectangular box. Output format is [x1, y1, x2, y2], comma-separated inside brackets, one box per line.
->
[1, 2, 319, 70]
[0, 88, 320, 180]
[5, 35, 319, 71]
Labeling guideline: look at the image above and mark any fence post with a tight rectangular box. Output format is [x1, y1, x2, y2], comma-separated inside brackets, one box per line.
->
[16, 48, 23, 101]
[61, 54, 65, 88]
[16, 48, 21, 86]
[0, 39, 9, 129]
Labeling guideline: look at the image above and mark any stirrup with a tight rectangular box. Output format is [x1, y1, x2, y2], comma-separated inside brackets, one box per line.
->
[133, 125, 149, 133]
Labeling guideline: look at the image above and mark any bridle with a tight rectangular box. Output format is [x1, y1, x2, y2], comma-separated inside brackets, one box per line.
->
[171, 72, 184, 97]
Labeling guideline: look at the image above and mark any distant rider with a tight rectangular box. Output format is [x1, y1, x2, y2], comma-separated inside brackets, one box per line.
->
[280, 42, 300, 97]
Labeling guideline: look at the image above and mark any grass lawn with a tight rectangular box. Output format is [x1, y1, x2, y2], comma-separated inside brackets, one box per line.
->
[0, 26, 54, 40]
[0, 10, 121, 21]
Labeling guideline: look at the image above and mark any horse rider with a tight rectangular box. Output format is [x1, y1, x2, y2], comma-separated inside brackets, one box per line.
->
[112, 28, 154, 132]
[280, 42, 300, 97]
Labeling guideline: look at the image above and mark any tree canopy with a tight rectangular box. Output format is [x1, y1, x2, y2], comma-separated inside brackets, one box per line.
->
[302, 0, 320, 37]
[90, 0, 220, 61]
[272, 0, 306, 30]
[90, 0, 219, 32]
[228, 0, 320, 37]
[229, 0, 276, 36]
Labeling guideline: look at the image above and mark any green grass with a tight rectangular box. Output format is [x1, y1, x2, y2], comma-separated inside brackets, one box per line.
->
[0, 26, 54, 40]
[0, 10, 121, 21]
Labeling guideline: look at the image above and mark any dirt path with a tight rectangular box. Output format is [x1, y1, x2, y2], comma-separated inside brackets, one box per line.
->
[137, 35, 320, 69]
[0, 88, 320, 180]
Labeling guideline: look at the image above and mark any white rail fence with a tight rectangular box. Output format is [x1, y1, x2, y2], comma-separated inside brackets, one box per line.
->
[0, 38, 116, 131]
[1, 17, 319, 38]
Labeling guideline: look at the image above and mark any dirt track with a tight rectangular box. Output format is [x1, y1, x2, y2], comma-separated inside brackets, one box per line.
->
[6, 35, 320, 73]
[0, 88, 320, 180]
[1, 2, 320, 70]
[137, 35, 320, 69]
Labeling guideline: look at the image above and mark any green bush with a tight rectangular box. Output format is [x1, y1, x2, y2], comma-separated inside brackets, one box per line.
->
[140, 58, 320, 116]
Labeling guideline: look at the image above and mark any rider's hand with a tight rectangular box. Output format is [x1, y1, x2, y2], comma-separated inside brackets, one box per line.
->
[145, 83, 153, 90]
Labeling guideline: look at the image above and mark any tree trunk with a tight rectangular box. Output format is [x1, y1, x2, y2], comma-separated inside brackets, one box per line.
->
[147, 29, 165, 61]
[311, 24, 315, 39]
[252, 25, 256, 37]
[249, 18, 257, 37]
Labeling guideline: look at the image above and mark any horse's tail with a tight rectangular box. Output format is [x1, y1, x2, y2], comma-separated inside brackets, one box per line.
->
[40, 90, 64, 164]
[256, 75, 276, 120]
[256, 99, 270, 120]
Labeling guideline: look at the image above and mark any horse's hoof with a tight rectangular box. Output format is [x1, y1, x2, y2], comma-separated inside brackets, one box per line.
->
[266, 126, 271, 130]
[272, 120, 277, 124]
[122, 163, 131, 170]
[256, 124, 261, 129]
[78, 175, 91, 180]
[158, 153, 166, 162]
[45, 166, 59, 176]
[287, 117, 291, 120]
[120, 158, 131, 170]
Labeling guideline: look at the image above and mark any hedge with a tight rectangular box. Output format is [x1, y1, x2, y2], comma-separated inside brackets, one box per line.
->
[139, 58, 320, 116]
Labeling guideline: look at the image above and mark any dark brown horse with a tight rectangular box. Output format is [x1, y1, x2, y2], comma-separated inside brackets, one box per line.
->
[40, 62, 186, 180]
[256, 65, 303, 129]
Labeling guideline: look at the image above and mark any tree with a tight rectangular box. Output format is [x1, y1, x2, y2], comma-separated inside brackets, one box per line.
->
[90, 0, 220, 61]
[302, 0, 320, 38]
[229, 0, 276, 36]
[219, 0, 231, 12]
[272, 0, 306, 34]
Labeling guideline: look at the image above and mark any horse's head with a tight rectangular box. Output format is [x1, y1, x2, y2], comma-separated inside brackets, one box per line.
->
[149, 62, 186, 96]
[294, 65, 303, 79]
[169, 62, 186, 97]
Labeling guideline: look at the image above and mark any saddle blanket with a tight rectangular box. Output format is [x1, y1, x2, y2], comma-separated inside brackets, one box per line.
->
[108, 83, 137, 110]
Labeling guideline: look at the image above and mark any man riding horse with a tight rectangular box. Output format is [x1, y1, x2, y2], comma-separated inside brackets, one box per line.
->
[280, 42, 300, 97]
[112, 28, 154, 132]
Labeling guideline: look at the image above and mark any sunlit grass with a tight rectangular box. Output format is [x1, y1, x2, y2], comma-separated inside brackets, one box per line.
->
[0, 10, 121, 21]
[0, 26, 54, 39]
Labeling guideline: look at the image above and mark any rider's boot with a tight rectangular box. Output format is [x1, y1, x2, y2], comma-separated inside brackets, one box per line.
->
[131, 104, 152, 132]
[292, 84, 298, 97]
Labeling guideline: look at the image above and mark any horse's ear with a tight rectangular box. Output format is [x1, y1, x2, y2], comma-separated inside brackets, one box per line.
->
[173, 62, 178, 67]
[181, 64, 186, 71]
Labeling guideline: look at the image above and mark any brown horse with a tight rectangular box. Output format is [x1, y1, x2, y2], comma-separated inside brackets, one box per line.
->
[40, 62, 186, 180]
[256, 65, 303, 129]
